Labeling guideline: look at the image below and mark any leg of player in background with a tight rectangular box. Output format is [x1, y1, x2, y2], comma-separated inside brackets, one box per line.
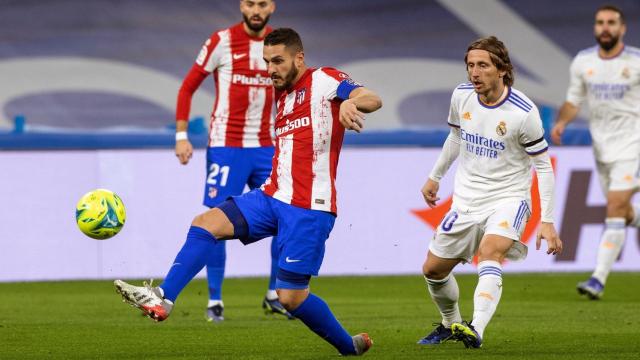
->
[418, 252, 461, 345]
[579, 189, 635, 299]
[261, 236, 294, 319]
[248, 146, 294, 319]
[277, 277, 371, 355]
[205, 240, 226, 321]
[452, 234, 512, 348]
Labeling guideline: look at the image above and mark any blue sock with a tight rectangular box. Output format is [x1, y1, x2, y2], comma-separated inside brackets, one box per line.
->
[206, 240, 226, 300]
[268, 236, 279, 290]
[160, 226, 217, 302]
[290, 293, 355, 355]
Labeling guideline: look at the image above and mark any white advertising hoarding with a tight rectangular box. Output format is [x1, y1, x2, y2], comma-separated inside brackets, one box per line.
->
[1, 147, 638, 281]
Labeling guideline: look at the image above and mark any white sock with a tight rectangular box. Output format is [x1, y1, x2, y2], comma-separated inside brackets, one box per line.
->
[207, 299, 224, 308]
[629, 204, 640, 228]
[592, 217, 626, 285]
[472, 261, 503, 339]
[425, 274, 462, 328]
[266, 289, 278, 301]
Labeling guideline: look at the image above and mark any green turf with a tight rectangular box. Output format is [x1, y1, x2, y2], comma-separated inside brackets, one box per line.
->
[1, 273, 639, 359]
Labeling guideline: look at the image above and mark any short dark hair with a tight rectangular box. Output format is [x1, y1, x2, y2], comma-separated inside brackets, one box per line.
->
[464, 36, 514, 86]
[264, 28, 303, 53]
[595, 4, 625, 24]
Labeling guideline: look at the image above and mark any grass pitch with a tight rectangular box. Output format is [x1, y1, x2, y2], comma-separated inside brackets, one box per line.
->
[1, 273, 639, 359]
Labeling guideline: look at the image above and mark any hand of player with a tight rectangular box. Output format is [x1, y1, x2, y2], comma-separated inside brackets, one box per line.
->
[175, 139, 193, 165]
[339, 99, 365, 133]
[550, 123, 565, 145]
[421, 178, 440, 208]
[536, 222, 562, 255]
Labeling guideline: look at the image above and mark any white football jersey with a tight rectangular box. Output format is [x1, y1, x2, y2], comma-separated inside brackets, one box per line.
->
[448, 83, 548, 212]
[567, 45, 640, 163]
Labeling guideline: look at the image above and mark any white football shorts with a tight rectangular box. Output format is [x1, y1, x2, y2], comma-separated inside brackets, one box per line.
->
[429, 200, 530, 263]
[595, 158, 640, 193]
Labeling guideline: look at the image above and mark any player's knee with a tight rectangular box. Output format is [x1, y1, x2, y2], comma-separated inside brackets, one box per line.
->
[275, 269, 311, 310]
[191, 208, 233, 239]
[606, 199, 629, 217]
[422, 264, 449, 280]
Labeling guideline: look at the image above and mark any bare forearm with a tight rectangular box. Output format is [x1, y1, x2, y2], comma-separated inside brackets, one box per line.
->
[176, 120, 189, 133]
[555, 101, 579, 126]
[350, 88, 382, 113]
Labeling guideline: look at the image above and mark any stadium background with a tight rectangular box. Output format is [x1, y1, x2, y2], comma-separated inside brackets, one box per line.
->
[2, 0, 640, 281]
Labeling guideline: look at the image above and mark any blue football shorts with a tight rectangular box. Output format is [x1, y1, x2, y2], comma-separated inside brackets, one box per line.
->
[230, 189, 336, 276]
[203, 146, 274, 208]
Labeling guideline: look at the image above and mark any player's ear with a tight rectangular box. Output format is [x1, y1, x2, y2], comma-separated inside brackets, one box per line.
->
[295, 51, 304, 67]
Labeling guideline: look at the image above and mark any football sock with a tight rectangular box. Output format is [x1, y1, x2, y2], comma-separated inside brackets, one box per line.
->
[290, 293, 356, 355]
[425, 274, 462, 328]
[592, 217, 626, 285]
[206, 240, 226, 301]
[472, 261, 503, 338]
[160, 226, 217, 302]
[629, 204, 640, 228]
[268, 236, 279, 291]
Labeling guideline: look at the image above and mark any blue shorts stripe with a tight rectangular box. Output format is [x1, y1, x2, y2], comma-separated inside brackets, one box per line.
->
[513, 201, 526, 228]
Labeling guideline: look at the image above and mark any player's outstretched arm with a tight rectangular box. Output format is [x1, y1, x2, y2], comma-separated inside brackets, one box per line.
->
[551, 101, 580, 145]
[339, 87, 382, 132]
[175, 120, 194, 165]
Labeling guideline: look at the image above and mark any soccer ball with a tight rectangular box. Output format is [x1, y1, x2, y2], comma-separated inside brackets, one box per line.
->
[75, 189, 126, 240]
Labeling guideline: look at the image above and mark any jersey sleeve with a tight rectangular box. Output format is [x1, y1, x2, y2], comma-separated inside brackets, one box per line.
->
[447, 89, 461, 128]
[320, 68, 363, 100]
[519, 106, 548, 155]
[194, 32, 224, 74]
[565, 56, 586, 107]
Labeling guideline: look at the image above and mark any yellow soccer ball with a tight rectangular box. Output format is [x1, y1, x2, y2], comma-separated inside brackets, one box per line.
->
[75, 189, 126, 240]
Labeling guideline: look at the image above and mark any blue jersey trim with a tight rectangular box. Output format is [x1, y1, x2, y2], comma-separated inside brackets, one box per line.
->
[509, 92, 532, 110]
[447, 122, 460, 128]
[336, 79, 363, 100]
[507, 99, 532, 113]
[526, 147, 548, 155]
[477, 86, 511, 109]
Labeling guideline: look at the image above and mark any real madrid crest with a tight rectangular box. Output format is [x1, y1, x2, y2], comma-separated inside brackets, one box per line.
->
[622, 67, 631, 79]
[496, 121, 507, 136]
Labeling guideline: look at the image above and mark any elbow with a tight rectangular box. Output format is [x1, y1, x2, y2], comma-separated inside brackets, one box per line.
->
[372, 95, 383, 112]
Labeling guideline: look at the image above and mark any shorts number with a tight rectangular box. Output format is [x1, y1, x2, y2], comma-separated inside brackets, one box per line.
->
[441, 211, 458, 232]
[207, 164, 230, 187]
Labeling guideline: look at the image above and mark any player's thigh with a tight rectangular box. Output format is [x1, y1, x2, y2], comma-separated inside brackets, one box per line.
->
[274, 203, 336, 276]
[607, 158, 640, 193]
[429, 208, 482, 264]
[247, 146, 275, 189]
[483, 200, 530, 261]
[203, 147, 252, 207]
[192, 208, 235, 239]
[229, 189, 279, 244]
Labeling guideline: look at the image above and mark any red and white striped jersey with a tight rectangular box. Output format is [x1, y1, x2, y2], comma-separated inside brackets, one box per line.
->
[261, 67, 355, 213]
[185, 22, 275, 147]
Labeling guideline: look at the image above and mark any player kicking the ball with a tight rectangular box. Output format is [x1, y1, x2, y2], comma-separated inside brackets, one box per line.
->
[114, 28, 381, 356]
[417, 36, 562, 348]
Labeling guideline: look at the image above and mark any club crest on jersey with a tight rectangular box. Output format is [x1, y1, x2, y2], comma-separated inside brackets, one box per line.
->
[463, 112, 472, 120]
[296, 88, 306, 104]
[622, 67, 631, 79]
[496, 121, 507, 136]
[208, 187, 218, 199]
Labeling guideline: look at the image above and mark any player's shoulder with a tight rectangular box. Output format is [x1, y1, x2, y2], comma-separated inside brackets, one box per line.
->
[506, 87, 535, 114]
[454, 82, 475, 92]
[450, 82, 475, 102]
[574, 45, 599, 59]
[624, 45, 640, 58]
[317, 67, 350, 81]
